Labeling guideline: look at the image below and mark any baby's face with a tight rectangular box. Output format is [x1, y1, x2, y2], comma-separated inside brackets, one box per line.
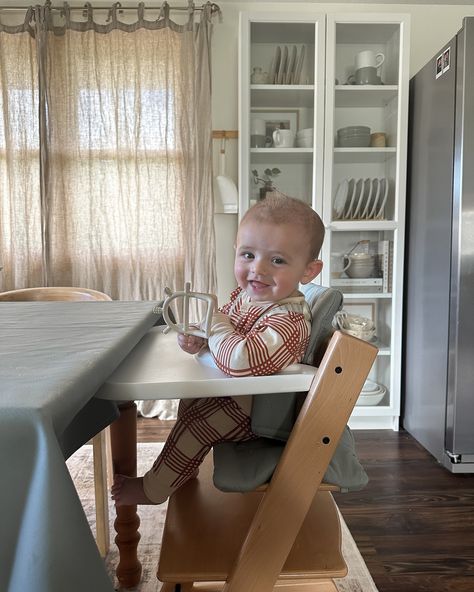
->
[234, 219, 322, 302]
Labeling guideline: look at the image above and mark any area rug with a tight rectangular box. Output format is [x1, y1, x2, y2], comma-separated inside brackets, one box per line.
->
[67, 443, 378, 592]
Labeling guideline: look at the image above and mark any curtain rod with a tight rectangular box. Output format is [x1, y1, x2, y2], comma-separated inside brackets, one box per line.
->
[0, 2, 220, 11]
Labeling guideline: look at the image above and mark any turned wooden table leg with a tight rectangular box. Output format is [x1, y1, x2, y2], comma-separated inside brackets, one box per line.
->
[110, 401, 142, 588]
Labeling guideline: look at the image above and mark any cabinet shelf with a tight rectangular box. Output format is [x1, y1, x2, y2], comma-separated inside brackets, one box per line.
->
[251, 85, 315, 108]
[342, 293, 393, 300]
[251, 147, 313, 164]
[330, 221, 398, 231]
[334, 85, 398, 107]
[334, 147, 396, 163]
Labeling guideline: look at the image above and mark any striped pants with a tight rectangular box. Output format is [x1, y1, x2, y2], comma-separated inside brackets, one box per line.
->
[142, 395, 256, 503]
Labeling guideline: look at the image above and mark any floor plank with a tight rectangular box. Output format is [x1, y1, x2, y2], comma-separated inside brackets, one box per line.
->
[136, 420, 474, 592]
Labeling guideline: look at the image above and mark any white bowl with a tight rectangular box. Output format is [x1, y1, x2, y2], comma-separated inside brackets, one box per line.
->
[295, 138, 313, 148]
[356, 386, 386, 406]
[296, 127, 313, 137]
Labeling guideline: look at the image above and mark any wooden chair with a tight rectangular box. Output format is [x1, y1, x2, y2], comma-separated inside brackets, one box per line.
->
[157, 330, 377, 592]
[0, 286, 113, 557]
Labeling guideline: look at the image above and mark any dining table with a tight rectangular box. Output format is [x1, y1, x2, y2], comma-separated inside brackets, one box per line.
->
[0, 300, 160, 592]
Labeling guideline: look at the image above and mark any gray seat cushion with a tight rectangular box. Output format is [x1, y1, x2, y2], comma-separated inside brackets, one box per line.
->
[213, 426, 368, 493]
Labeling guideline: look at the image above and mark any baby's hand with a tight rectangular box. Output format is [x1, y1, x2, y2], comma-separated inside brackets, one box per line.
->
[178, 332, 207, 354]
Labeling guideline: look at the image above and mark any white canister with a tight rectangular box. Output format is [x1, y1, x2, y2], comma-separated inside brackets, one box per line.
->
[250, 117, 266, 136]
[250, 117, 266, 148]
[355, 50, 385, 70]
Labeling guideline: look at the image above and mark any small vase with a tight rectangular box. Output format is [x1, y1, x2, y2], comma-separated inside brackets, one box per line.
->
[259, 185, 275, 200]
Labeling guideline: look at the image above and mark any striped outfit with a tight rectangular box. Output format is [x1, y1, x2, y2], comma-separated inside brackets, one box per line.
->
[142, 287, 312, 503]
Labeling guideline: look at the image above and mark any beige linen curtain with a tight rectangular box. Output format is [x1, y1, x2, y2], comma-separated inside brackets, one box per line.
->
[0, 2, 217, 302]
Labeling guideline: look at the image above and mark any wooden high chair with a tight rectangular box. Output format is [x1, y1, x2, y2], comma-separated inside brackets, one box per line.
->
[157, 330, 377, 592]
[97, 284, 376, 589]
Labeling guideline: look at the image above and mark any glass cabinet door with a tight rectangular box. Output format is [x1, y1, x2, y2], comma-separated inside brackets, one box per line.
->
[239, 13, 326, 215]
[323, 14, 410, 429]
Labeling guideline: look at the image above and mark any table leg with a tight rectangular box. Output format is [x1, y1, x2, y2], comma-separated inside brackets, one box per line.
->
[110, 401, 142, 588]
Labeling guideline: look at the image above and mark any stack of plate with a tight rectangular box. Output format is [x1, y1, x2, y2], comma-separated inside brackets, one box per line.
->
[295, 128, 313, 147]
[337, 125, 371, 147]
[356, 380, 386, 406]
[333, 177, 389, 220]
[268, 45, 306, 85]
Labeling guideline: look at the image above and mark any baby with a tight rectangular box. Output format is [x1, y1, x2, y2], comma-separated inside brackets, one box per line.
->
[112, 194, 324, 506]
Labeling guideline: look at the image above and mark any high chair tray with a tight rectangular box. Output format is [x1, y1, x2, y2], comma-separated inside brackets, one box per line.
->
[97, 326, 317, 401]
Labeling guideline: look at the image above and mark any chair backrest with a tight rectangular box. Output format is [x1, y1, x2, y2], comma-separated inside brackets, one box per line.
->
[158, 331, 378, 592]
[222, 331, 377, 591]
[0, 286, 112, 302]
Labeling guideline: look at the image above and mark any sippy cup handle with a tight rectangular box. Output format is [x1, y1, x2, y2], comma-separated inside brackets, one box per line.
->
[162, 282, 217, 339]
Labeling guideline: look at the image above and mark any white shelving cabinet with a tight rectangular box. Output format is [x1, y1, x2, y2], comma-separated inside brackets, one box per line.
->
[239, 12, 410, 430]
[323, 14, 410, 430]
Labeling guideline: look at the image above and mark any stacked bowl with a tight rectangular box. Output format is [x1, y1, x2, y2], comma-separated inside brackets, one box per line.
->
[337, 125, 371, 147]
[295, 128, 313, 148]
[356, 379, 386, 406]
[333, 310, 376, 342]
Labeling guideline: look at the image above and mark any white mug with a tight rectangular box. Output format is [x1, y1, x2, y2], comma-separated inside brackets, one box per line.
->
[355, 50, 385, 70]
[272, 128, 295, 148]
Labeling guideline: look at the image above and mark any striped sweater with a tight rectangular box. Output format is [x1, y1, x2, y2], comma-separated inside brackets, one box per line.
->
[207, 287, 311, 377]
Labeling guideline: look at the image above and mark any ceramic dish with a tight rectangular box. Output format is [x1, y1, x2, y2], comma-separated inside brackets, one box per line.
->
[278, 45, 288, 84]
[344, 179, 364, 220]
[286, 45, 297, 84]
[352, 177, 371, 219]
[294, 45, 305, 84]
[361, 379, 382, 393]
[356, 383, 386, 406]
[270, 46, 281, 84]
[333, 178, 350, 219]
[375, 176, 389, 219]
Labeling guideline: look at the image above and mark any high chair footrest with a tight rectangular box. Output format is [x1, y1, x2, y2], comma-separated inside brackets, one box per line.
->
[158, 456, 346, 584]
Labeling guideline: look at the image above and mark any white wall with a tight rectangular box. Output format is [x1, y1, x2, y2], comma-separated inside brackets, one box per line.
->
[212, 2, 474, 302]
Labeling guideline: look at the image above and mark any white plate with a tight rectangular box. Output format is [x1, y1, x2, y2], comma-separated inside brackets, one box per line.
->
[333, 179, 349, 219]
[362, 178, 380, 219]
[368, 177, 383, 219]
[350, 179, 366, 220]
[375, 177, 389, 219]
[287, 45, 297, 84]
[344, 179, 362, 220]
[278, 45, 288, 84]
[352, 177, 371, 219]
[294, 45, 305, 84]
[271, 46, 281, 84]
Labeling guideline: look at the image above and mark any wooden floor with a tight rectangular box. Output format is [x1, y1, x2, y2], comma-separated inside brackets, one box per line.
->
[137, 419, 474, 592]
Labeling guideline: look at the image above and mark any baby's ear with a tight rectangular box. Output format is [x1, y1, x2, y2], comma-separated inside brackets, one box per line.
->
[301, 259, 323, 284]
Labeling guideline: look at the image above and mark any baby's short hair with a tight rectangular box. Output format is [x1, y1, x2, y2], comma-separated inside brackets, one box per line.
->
[241, 195, 325, 260]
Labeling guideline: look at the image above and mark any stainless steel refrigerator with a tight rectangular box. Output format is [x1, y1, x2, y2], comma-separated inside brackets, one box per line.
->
[403, 17, 474, 473]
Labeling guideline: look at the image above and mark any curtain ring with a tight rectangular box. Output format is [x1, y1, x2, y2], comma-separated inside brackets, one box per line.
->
[158, 1, 170, 22]
[82, 2, 93, 22]
[107, 1, 122, 24]
[137, 2, 145, 21]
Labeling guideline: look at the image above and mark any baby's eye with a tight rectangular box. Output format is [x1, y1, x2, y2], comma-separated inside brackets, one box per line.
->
[272, 257, 286, 265]
[242, 251, 254, 260]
